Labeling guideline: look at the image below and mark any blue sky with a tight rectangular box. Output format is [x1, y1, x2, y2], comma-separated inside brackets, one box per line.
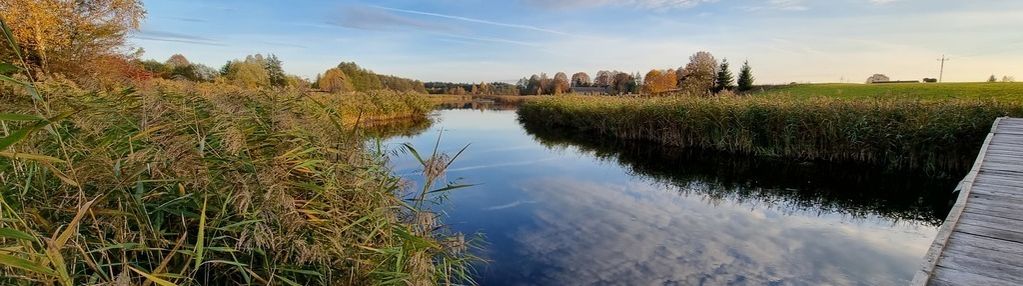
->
[132, 0, 1023, 84]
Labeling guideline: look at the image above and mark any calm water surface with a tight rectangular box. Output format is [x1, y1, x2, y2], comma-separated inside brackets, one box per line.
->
[382, 107, 954, 285]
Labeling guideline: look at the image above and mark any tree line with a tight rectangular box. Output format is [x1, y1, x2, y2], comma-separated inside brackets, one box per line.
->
[314, 62, 427, 93]
[423, 82, 519, 95]
[641, 51, 754, 96]
[515, 51, 755, 96]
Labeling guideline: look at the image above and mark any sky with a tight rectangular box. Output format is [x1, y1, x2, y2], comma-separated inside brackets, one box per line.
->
[132, 0, 1023, 84]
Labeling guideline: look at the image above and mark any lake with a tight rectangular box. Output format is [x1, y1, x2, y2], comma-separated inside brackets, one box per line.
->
[381, 106, 954, 285]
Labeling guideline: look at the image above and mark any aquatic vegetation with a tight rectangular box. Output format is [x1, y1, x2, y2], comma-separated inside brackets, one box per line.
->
[519, 95, 1023, 175]
[0, 75, 472, 285]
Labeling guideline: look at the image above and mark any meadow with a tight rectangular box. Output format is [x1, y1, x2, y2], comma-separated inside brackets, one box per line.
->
[518, 93, 1023, 176]
[755, 82, 1023, 101]
[0, 78, 472, 285]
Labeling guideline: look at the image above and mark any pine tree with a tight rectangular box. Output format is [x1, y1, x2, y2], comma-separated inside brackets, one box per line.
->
[737, 61, 754, 92]
[714, 59, 734, 93]
[265, 54, 287, 88]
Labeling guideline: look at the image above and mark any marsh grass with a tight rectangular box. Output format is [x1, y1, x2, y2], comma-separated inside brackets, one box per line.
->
[0, 19, 474, 284]
[519, 95, 1023, 176]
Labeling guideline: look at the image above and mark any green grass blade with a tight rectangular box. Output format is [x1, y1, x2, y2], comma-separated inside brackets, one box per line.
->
[0, 113, 43, 121]
[0, 253, 57, 277]
[0, 227, 37, 242]
[194, 195, 207, 271]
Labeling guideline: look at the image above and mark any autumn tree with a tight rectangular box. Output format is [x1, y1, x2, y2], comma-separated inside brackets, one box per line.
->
[593, 70, 613, 87]
[553, 72, 570, 95]
[714, 59, 734, 93]
[571, 72, 591, 87]
[165, 54, 191, 68]
[0, 0, 146, 79]
[223, 54, 270, 88]
[737, 61, 754, 92]
[642, 69, 677, 95]
[610, 72, 635, 95]
[679, 51, 718, 96]
[318, 68, 352, 93]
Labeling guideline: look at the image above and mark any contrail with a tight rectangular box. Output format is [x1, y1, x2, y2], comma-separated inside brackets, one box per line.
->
[371, 5, 570, 36]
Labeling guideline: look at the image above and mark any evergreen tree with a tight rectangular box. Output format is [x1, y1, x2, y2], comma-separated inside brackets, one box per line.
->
[737, 60, 754, 92]
[714, 59, 734, 93]
[265, 54, 287, 88]
[988, 75, 998, 82]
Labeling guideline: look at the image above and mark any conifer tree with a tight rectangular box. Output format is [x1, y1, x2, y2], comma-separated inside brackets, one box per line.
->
[714, 59, 734, 93]
[737, 60, 755, 92]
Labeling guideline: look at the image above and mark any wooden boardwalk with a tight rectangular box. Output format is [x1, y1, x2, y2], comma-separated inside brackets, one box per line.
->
[912, 117, 1023, 285]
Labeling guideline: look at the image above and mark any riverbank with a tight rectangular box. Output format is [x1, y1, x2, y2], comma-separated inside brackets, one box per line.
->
[518, 95, 1023, 175]
[0, 79, 470, 285]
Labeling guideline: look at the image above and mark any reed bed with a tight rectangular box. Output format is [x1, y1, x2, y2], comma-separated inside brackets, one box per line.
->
[0, 77, 472, 285]
[519, 95, 1023, 175]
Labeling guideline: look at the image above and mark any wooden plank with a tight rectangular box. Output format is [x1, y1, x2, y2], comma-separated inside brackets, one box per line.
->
[936, 254, 1023, 284]
[947, 232, 1023, 257]
[957, 195, 1023, 211]
[944, 246, 1023, 269]
[930, 266, 1018, 286]
[955, 222, 1023, 243]
[968, 191, 1023, 204]
[965, 206, 1023, 221]
[959, 211, 1023, 234]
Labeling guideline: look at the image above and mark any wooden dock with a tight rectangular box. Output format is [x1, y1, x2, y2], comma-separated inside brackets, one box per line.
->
[912, 117, 1023, 285]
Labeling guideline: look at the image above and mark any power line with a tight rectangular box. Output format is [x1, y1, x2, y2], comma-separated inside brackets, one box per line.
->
[937, 55, 950, 83]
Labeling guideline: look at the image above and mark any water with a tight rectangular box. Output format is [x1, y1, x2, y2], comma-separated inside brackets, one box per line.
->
[381, 107, 955, 285]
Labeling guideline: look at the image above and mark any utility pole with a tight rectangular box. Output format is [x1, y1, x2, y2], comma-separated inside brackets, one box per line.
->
[937, 55, 950, 83]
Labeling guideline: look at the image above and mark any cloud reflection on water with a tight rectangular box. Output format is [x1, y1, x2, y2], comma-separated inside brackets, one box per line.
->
[502, 177, 933, 285]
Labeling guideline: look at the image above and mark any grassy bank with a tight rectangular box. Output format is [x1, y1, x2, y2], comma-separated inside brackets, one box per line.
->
[519, 95, 1023, 175]
[0, 79, 471, 285]
[756, 82, 1023, 101]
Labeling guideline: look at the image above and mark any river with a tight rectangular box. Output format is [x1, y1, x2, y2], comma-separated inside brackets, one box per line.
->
[381, 106, 954, 285]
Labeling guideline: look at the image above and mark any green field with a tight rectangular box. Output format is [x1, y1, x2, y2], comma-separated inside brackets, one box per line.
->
[757, 82, 1023, 101]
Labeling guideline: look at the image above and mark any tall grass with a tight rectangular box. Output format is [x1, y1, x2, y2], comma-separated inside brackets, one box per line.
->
[519, 95, 1023, 176]
[1, 32, 473, 286]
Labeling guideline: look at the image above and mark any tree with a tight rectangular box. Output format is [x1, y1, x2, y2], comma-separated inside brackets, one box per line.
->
[538, 73, 554, 95]
[679, 51, 718, 96]
[165, 54, 191, 68]
[337, 62, 383, 91]
[988, 75, 998, 82]
[571, 72, 591, 87]
[737, 61, 754, 92]
[0, 0, 146, 78]
[593, 71, 613, 87]
[223, 55, 270, 88]
[714, 59, 734, 93]
[1004, 76, 1016, 83]
[553, 72, 570, 95]
[642, 69, 677, 95]
[527, 74, 542, 95]
[318, 68, 352, 93]
[610, 72, 635, 95]
[265, 54, 287, 88]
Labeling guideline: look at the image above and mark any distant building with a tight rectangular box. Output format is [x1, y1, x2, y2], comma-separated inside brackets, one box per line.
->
[866, 74, 890, 84]
[570, 86, 609, 95]
[923, 78, 938, 83]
